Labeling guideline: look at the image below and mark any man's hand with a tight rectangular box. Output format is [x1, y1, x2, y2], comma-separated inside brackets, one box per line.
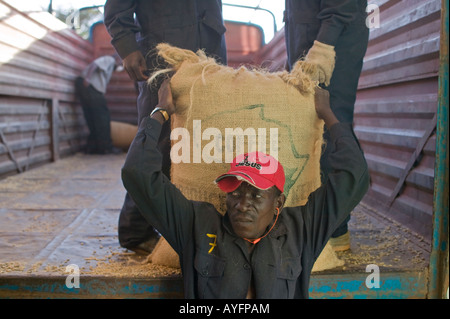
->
[122, 50, 149, 82]
[157, 79, 175, 115]
[151, 79, 175, 124]
[314, 87, 338, 129]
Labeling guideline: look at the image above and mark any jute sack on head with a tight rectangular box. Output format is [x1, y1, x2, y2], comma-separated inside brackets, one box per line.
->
[155, 43, 324, 212]
[148, 43, 328, 271]
[110, 121, 138, 150]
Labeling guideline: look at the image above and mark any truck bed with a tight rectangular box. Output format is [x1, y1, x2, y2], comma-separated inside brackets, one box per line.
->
[0, 153, 429, 298]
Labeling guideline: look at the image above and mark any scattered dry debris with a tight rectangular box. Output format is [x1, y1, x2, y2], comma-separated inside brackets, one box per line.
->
[0, 153, 429, 280]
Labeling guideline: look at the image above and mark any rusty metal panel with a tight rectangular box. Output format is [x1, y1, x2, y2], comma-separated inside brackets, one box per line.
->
[0, 1, 93, 178]
[0, 95, 52, 178]
[0, 3, 93, 101]
[56, 100, 88, 157]
[224, 21, 264, 68]
[354, 0, 441, 240]
[255, 28, 287, 71]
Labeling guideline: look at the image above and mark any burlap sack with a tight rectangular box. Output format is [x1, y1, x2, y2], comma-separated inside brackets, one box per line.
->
[110, 121, 138, 150]
[156, 43, 324, 211]
[148, 43, 342, 272]
[147, 237, 181, 269]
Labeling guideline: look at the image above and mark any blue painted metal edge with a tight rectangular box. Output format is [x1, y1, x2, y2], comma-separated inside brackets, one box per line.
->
[309, 271, 429, 299]
[1, 270, 429, 299]
[0, 276, 184, 299]
[428, 0, 449, 299]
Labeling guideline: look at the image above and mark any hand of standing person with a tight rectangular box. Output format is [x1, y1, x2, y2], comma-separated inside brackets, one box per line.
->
[122, 50, 149, 82]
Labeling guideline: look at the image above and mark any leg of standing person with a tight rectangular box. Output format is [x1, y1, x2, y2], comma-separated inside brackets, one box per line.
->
[117, 76, 167, 253]
[285, 11, 369, 250]
[326, 23, 369, 248]
[86, 87, 115, 154]
[75, 77, 98, 154]
[116, 20, 227, 253]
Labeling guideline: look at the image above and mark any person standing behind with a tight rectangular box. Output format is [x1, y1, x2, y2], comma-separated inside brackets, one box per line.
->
[103, 0, 227, 255]
[284, 0, 370, 251]
[75, 55, 123, 155]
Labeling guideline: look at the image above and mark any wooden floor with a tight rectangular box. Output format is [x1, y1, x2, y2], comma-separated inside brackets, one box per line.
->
[0, 153, 430, 298]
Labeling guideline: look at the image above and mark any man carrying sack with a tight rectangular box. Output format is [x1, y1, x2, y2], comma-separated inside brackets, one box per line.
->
[121, 80, 369, 298]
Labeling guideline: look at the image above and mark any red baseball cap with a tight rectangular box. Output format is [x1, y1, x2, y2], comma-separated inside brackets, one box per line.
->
[215, 152, 285, 193]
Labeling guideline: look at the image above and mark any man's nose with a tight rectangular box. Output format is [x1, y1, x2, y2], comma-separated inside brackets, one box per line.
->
[235, 194, 251, 211]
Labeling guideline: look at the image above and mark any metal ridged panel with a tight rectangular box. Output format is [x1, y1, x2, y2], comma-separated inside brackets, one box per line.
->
[0, 96, 51, 177]
[0, 5, 92, 101]
[255, 28, 287, 71]
[0, 1, 92, 178]
[354, 0, 441, 239]
[224, 22, 264, 68]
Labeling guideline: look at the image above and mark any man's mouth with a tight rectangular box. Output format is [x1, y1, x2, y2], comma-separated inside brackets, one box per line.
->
[231, 213, 254, 224]
[234, 218, 253, 223]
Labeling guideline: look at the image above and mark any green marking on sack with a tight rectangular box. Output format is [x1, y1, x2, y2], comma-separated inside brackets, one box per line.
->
[201, 104, 310, 197]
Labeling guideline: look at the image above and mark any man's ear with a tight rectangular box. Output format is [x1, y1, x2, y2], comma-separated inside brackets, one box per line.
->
[276, 193, 286, 214]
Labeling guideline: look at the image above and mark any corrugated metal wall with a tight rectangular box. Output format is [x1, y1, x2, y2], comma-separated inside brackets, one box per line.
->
[0, 1, 92, 178]
[355, 0, 441, 240]
[224, 22, 264, 68]
[255, 27, 287, 71]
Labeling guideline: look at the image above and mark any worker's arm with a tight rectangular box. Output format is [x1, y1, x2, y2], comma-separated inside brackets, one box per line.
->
[305, 86, 369, 257]
[316, 0, 360, 47]
[150, 80, 176, 124]
[121, 80, 192, 254]
[103, 0, 148, 81]
[303, 0, 362, 85]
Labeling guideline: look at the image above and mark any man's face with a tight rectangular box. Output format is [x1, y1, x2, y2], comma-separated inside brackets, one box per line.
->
[226, 182, 283, 240]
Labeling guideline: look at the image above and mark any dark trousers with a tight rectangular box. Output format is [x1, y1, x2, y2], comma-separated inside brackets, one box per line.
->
[286, 20, 369, 238]
[117, 79, 168, 249]
[75, 77, 114, 154]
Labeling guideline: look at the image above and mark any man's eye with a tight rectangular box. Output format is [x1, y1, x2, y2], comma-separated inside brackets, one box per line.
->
[253, 193, 262, 199]
[231, 191, 240, 197]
